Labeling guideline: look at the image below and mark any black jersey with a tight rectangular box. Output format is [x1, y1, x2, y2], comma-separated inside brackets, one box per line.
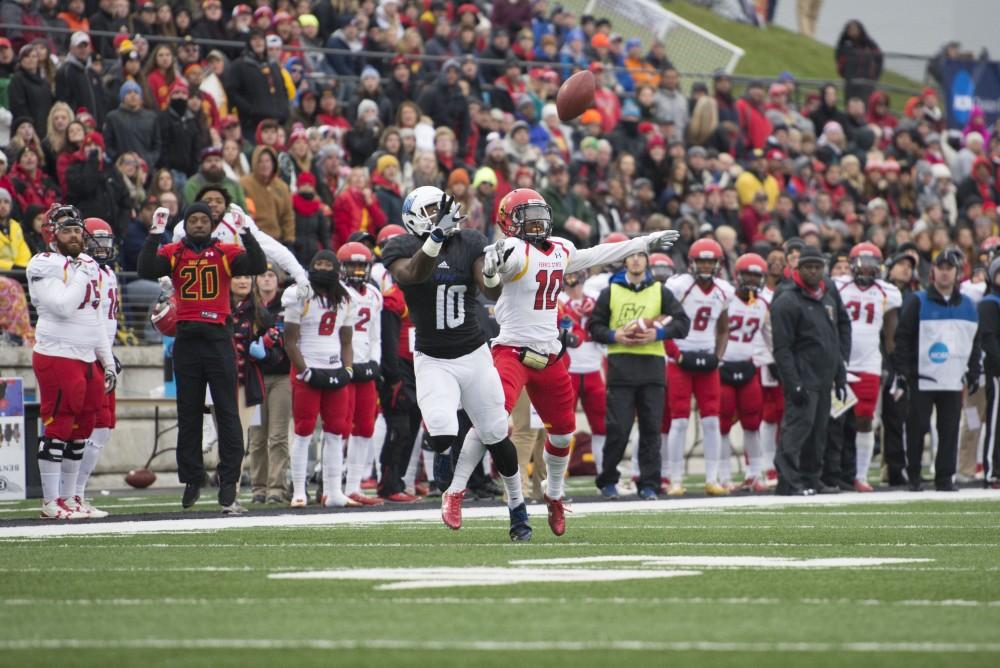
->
[381, 229, 488, 359]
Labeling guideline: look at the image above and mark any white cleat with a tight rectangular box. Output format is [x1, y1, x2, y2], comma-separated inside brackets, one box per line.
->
[40, 498, 84, 520]
[75, 496, 108, 519]
[289, 496, 308, 508]
[322, 493, 362, 508]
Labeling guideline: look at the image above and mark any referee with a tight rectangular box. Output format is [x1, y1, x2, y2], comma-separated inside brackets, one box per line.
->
[138, 204, 266, 511]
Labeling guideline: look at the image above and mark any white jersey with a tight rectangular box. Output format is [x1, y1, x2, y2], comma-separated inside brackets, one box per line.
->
[346, 282, 383, 365]
[961, 279, 986, 305]
[27, 252, 113, 368]
[281, 284, 357, 369]
[666, 273, 734, 354]
[97, 265, 120, 346]
[173, 210, 308, 285]
[371, 262, 393, 291]
[723, 293, 768, 364]
[558, 292, 604, 374]
[835, 277, 902, 374]
[583, 272, 610, 301]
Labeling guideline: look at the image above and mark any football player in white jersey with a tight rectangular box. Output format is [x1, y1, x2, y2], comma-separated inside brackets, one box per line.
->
[338, 242, 386, 506]
[664, 238, 734, 496]
[282, 250, 360, 508]
[28, 206, 117, 519]
[72, 218, 121, 518]
[835, 243, 902, 491]
[442, 189, 679, 536]
[719, 253, 770, 492]
[582, 231, 630, 300]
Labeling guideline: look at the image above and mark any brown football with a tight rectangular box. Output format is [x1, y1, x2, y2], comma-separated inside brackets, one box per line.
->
[556, 70, 596, 122]
[125, 468, 157, 489]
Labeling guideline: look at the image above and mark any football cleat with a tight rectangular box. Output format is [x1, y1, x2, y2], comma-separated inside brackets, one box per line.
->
[543, 495, 570, 536]
[289, 496, 308, 508]
[40, 498, 82, 520]
[704, 482, 730, 496]
[743, 477, 769, 494]
[667, 483, 686, 497]
[382, 492, 418, 503]
[65, 496, 92, 519]
[322, 494, 362, 508]
[182, 482, 202, 508]
[854, 480, 874, 493]
[599, 484, 619, 500]
[765, 469, 778, 487]
[347, 492, 384, 506]
[74, 497, 108, 519]
[441, 489, 466, 529]
[659, 477, 671, 495]
[638, 487, 659, 501]
[221, 501, 248, 515]
[508, 503, 532, 542]
[360, 477, 378, 490]
[414, 482, 430, 496]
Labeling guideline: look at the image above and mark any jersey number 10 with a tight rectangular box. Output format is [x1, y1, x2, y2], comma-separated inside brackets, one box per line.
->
[534, 269, 563, 310]
[436, 284, 467, 330]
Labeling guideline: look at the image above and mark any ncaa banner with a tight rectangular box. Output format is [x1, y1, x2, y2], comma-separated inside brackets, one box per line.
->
[0, 378, 27, 500]
[943, 59, 1000, 129]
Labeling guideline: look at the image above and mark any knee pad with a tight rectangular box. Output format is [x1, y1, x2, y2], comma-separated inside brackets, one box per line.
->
[65, 440, 86, 461]
[478, 417, 511, 446]
[548, 433, 573, 449]
[483, 437, 518, 476]
[38, 437, 66, 462]
[426, 434, 455, 454]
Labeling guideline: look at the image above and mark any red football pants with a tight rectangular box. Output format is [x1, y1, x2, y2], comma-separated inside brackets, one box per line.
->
[571, 370, 606, 435]
[492, 345, 576, 436]
[290, 371, 352, 437]
[33, 352, 103, 441]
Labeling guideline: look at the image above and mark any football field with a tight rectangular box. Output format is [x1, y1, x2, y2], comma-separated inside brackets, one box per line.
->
[2, 487, 999, 667]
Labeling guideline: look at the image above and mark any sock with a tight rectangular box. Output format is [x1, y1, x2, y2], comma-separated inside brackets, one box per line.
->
[76, 427, 112, 497]
[59, 444, 83, 499]
[290, 434, 311, 500]
[702, 416, 721, 485]
[501, 471, 524, 509]
[404, 427, 423, 488]
[447, 429, 486, 494]
[422, 448, 436, 483]
[856, 431, 875, 482]
[321, 432, 348, 506]
[40, 459, 61, 503]
[719, 433, 732, 484]
[660, 433, 670, 479]
[667, 418, 689, 485]
[344, 435, 371, 495]
[370, 416, 386, 477]
[543, 436, 572, 500]
[760, 421, 777, 472]
[591, 434, 605, 475]
[743, 430, 762, 478]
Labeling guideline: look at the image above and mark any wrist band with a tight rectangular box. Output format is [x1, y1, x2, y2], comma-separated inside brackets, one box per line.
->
[422, 236, 443, 257]
[483, 272, 500, 287]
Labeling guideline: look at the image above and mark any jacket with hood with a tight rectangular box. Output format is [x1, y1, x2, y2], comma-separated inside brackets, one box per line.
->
[224, 41, 289, 134]
[956, 157, 999, 209]
[416, 59, 472, 146]
[54, 53, 108, 127]
[331, 185, 386, 249]
[240, 146, 295, 244]
[325, 28, 364, 76]
[9, 161, 59, 213]
[736, 95, 773, 151]
[157, 103, 209, 177]
[372, 171, 403, 228]
[103, 102, 160, 168]
[9, 67, 53, 137]
[291, 189, 329, 266]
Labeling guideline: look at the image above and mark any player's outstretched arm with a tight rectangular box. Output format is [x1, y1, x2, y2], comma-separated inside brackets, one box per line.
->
[566, 230, 680, 273]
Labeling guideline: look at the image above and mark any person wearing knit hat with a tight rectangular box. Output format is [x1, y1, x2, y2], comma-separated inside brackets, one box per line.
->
[119, 80, 142, 103]
[472, 166, 497, 190]
[580, 109, 602, 127]
[357, 99, 379, 122]
[376, 154, 400, 175]
[448, 167, 470, 187]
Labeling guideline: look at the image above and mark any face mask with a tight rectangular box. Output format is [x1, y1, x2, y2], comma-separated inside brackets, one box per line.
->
[309, 268, 339, 288]
[299, 191, 315, 200]
[170, 98, 187, 113]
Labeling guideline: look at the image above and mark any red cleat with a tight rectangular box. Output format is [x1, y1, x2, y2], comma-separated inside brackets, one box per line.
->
[347, 492, 384, 506]
[382, 492, 417, 503]
[414, 482, 430, 496]
[360, 477, 378, 490]
[659, 477, 671, 495]
[441, 489, 466, 529]
[544, 494, 570, 536]
[854, 480, 874, 493]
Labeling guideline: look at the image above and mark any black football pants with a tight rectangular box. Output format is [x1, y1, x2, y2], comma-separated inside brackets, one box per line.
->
[597, 382, 664, 492]
[905, 389, 962, 487]
[173, 335, 244, 487]
[776, 386, 831, 493]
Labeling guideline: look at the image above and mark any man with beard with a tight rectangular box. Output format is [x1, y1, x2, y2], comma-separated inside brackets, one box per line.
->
[182, 146, 245, 209]
[137, 202, 266, 512]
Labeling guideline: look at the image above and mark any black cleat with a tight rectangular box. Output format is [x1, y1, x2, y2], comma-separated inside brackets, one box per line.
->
[182, 482, 202, 509]
[907, 480, 924, 492]
[218, 483, 237, 507]
[935, 482, 958, 492]
[508, 503, 532, 542]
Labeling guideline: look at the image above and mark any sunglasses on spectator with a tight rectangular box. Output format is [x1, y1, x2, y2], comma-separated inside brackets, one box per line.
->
[123, 159, 139, 166]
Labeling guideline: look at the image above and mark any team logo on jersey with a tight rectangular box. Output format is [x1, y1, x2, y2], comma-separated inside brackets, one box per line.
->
[618, 304, 645, 322]
[825, 305, 835, 323]
[928, 342, 950, 364]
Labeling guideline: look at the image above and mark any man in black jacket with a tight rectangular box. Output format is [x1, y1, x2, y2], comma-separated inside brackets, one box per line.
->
[978, 257, 1000, 488]
[157, 81, 208, 180]
[417, 58, 471, 148]
[224, 31, 289, 140]
[770, 246, 852, 495]
[589, 251, 690, 500]
[881, 252, 917, 486]
[104, 80, 160, 169]
[54, 32, 108, 127]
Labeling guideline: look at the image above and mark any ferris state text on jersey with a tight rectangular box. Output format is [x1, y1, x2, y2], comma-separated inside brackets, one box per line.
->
[380, 229, 488, 360]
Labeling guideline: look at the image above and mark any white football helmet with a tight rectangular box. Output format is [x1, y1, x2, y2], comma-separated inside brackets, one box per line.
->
[401, 186, 444, 236]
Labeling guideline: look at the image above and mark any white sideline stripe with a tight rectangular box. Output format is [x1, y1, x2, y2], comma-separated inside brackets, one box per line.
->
[2, 639, 999, 653]
[507, 556, 932, 569]
[0, 565, 986, 574]
[6, 596, 1000, 609]
[2, 489, 998, 539]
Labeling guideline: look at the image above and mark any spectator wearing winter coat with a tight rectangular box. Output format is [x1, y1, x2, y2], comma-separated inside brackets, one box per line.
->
[9, 45, 53, 139]
[183, 146, 246, 209]
[0, 187, 31, 270]
[541, 159, 596, 247]
[8, 145, 59, 213]
[835, 20, 883, 104]
[324, 18, 364, 77]
[241, 145, 294, 245]
[957, 157, 999, 211]
[332, 166, 386, 249]
[345, 99, 383, 167]
[736, 81, 773, 151]
[372, 154, 403, 229]
[417, 58, 472, 148]
[530, 103, 574, 163]
[104, 80, 160, 170]
[653, 68, 689, 138]
[290, 171, 329, 266]
[64, 132, 131, 235]
[224, 31, 289, 138]
[156, 80, 209, 180]
[54, 31, 108, 127]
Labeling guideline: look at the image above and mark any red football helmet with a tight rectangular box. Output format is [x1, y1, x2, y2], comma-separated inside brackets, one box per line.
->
[337, 241, 374, 285]
[497, 189, 552, 243]
[83, 217, 117, 265]
[649, 252, 674, 282]
[734, 252, 767, 292]
[41, 204, 83, 251]
[849, 242, 882, 287]
[377, 224, 405, 249]
[151, 295, 178, 337]
[688, 238, 723, 281]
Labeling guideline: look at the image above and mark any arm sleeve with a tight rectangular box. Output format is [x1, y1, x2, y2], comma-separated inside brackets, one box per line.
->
[280, 287, 303, 324]
[229, 230, 268, 276]
[566, 236, 649, 273]
[832, 288, 852, 374]
[250, 219, 307, 283]
[659, 286, 691, 340]
[369, 292, 383, 365]
[892, 293, 920, 380]
[977, 302, 1000, 371]
[770, 295, 801, 388]
[137, 236, 172, 280]
[587, 287, 615, 344]
[27, 260, 92, 319]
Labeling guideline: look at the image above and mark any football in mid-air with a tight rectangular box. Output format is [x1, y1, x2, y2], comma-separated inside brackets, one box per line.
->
[125, 468, 157, 489]
[556, 70, 596, 122]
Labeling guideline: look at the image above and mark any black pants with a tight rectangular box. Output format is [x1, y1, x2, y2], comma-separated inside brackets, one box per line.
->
[905, 389, 962, 487]
[984, 376, 1000, 484]
[881, 381, 909, 485]
[597, 382, 664, 491]
[823, 411, 856, 487]
[776, 386, 831, 493]
[173, 335, 244, 487]
[378, 360, 420, 496]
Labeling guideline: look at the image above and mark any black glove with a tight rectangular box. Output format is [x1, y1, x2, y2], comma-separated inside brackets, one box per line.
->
[113, 354, 122, 376]
[353, 361, 379, 382]
[790, 385, 808, 407]
[103, 367, 117, 394]
[835, 380, 848, 403]
[966, 372, 980, 396]
[895, 375, 909, 400]
[678, 351, 719, 372]
[305, 367, 352, 390]
[719, 360, 756, 386]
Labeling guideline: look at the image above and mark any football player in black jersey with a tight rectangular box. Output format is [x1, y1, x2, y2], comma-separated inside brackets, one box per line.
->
[381, 186, 532, 541]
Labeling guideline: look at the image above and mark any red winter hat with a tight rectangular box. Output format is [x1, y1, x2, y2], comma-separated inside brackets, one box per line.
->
[647, 134, 666, 150]
[84, 131, 105, 149]
[297, 171, 316, 187]
[169, 79, 189, 96]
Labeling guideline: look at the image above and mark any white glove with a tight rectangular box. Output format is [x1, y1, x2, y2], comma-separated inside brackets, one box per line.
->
[158, 276, 174, 296]
[431, 193, 464, 239]
[482, 244, 500, 278]
[296, 368, 313, 383]
[150, 207, 169, 235]
[227, 204, 246, 234]
[646, 229, 681, 252]
[295, 281, 313, 302]
[103, 367, 117, 394]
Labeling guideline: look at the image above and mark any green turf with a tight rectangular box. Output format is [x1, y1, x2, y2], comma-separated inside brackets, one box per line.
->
[2, 498, 999, 666]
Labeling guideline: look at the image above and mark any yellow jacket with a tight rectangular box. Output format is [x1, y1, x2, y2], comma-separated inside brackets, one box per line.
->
[735, 170, 780, 210]
[0, 219, 32, 270]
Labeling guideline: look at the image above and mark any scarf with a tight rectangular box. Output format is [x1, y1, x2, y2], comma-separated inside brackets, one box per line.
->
[792, 269, 826, 301]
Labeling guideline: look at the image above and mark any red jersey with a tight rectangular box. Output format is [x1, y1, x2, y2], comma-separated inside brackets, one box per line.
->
[382, 285, 414, 362]
[158, 240, 245, 325]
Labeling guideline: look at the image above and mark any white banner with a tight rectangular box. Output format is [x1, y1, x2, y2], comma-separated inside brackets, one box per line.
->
[0, 378, 27, 500]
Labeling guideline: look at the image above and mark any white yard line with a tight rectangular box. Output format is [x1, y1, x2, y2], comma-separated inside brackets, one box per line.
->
[1, 639, 999, 653]
[1, 489, 998, 539]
